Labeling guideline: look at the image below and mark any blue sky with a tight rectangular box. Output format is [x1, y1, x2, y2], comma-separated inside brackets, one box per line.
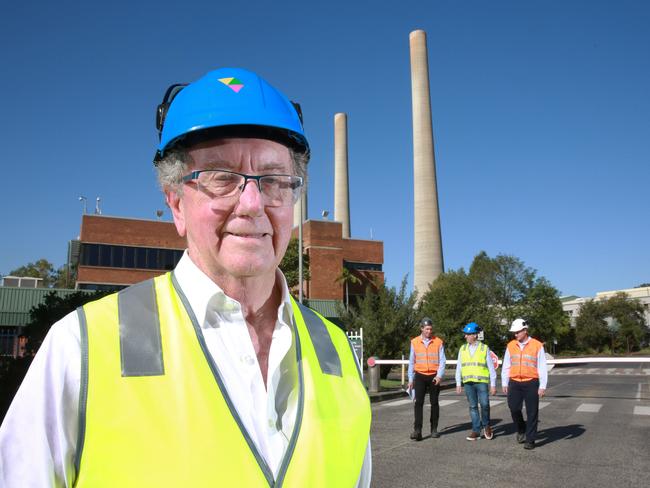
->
[1, 0, 648, 297]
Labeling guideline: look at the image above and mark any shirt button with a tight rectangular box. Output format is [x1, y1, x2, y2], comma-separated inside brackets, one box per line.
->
[241, 355, 255, 365]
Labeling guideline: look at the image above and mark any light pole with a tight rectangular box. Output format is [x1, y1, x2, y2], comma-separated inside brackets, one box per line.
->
[78, 196, 87, 214]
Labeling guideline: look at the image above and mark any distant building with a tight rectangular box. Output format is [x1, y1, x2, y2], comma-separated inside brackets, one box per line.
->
[0, 276, 44, 288]
[0, 285, 89, 357]
[74, 214, 186, 291]
[561, 286, 650, 328]
[294, 219, 384, 309]
[72, 214, 384, 318]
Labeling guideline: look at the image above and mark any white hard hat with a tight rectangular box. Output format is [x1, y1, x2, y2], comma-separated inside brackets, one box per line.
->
[509, 318, 528, 332]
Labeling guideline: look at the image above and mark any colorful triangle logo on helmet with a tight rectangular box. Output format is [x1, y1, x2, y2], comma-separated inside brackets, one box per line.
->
[218, 77, 244, 93]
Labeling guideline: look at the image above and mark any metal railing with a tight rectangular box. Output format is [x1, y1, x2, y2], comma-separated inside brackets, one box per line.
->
[365, 356, 650, 393]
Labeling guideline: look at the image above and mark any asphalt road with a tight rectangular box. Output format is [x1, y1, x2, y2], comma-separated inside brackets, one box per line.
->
[370, 362, 650, 487]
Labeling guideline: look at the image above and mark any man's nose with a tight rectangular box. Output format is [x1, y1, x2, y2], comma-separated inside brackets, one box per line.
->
[235, 178, 264, 214]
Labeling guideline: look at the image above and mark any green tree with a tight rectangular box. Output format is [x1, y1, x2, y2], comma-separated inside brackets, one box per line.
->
[522, 278, 571, 351]
[340, 276, 418, 378]
[418, 269, 481, 354]
[419, 251, 566, 356]
[469, 252, 535, 327]
[8, 259, 57, 287]
[335, 267, 362, 311]
[0, 289, 108, 421]
[575, 300, 608, 351]
[279, 238, 310, 291]
[601, 293, 646, 353]
[52, 262, 78, 289]
[24, 290, 109, 353]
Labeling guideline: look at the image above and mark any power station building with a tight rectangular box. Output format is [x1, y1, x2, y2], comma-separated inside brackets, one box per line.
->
[75, 214, 383, 305]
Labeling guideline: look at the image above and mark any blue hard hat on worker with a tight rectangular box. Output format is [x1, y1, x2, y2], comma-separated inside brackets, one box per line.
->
[154, 67, 309, 162]
[462, 322, 482, 334]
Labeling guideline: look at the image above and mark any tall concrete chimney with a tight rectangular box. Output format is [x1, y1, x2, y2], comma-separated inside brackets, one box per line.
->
[334, 113, 351, 238]
[410, 29, 444, 295]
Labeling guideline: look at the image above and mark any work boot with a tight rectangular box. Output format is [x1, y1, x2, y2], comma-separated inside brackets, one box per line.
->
[483, 426, 494, 440]
[466, 431, 480, 441]
[410, 430, 422, 441]
[516, 432, 525, 444]
[430, 427, 440, 439]
[524, 441, 535, 450]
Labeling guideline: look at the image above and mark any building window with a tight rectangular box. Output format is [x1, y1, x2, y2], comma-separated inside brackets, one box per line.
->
[0, 327, 17, 357]
[80, 244, 183, 271]
[344, 261, 382, 272]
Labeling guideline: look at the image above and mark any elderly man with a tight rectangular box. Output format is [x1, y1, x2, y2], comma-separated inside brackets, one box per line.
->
[502, 318, 548, 450]
[0, 68, 371, 487]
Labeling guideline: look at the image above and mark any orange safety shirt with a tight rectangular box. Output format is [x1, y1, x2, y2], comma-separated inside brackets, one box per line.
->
[411, 336, 443, 375]
[507, 338, 543, 382]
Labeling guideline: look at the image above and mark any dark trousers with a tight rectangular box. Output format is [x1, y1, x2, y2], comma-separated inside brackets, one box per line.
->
[413, 372, 440, 432]
[507, 379, 540, 442]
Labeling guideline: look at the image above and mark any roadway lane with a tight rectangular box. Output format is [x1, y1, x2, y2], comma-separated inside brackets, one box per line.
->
[370, 364, 650, 487]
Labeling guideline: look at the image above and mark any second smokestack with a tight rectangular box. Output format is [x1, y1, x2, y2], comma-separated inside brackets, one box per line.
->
[334, 112, 351, 238]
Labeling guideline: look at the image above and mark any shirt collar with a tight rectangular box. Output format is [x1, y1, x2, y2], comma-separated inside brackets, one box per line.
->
[173, 251, 294, 328]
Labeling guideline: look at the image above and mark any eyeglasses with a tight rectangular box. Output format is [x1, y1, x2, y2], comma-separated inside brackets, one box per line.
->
[182, 169, 303, 207]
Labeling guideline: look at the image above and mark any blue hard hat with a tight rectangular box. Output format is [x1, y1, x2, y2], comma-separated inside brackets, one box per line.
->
[154, 68, 309, 161]
[462, 322, 482, 334]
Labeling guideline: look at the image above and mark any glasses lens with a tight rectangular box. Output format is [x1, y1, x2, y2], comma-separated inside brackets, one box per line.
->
[197, 171, 243, 197]
[260, 175, 302, 207]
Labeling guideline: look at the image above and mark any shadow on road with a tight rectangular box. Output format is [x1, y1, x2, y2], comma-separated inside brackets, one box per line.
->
[439, 418, 507, 436]
[535, 424, 586, 446]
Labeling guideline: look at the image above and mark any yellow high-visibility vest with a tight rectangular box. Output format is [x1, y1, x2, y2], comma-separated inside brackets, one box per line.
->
[74, 272, 370, 487]
[459, 342, 490, 384]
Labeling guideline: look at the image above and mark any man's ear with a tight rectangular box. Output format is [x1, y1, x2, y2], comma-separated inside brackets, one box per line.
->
[165, 190, 186, 237]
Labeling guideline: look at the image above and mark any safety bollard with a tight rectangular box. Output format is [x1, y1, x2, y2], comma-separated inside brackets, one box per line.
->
[367, 357, 380, 393]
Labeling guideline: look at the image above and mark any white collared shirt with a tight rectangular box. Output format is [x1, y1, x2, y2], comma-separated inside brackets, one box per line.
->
[0, 252, 371, 487]
[173, 252, 297, 475]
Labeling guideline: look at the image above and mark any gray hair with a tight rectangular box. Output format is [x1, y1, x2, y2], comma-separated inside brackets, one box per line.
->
[156, 146, 309, 195]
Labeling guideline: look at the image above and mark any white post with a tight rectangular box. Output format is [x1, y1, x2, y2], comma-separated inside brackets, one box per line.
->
[298, 196, 303, 304]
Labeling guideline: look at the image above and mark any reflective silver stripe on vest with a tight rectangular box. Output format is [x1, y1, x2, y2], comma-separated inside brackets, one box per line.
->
[296, 302, 342, 377]
[75, 306, 90, 477]
[461, 374, 489, 382]
[118, 279, 164, 377]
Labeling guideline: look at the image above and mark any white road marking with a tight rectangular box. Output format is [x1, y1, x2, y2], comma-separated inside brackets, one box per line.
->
[377, 399, 412, 408]
[376, 398, 461, 409]
[550, 368, 650, 375]
[576, 403, 602, 413]
[633, 406, 650, 416]
[439, 399, 460, 407]
[539, 401, 550, 410]
[489, 400, 504, 407]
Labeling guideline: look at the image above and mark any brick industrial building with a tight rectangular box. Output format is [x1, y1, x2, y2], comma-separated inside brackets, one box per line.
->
[295, 219, 383, 302]
[1, 214, 384, 357]
[76, 214, 383, 303]
[75, 215, 186, 291]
